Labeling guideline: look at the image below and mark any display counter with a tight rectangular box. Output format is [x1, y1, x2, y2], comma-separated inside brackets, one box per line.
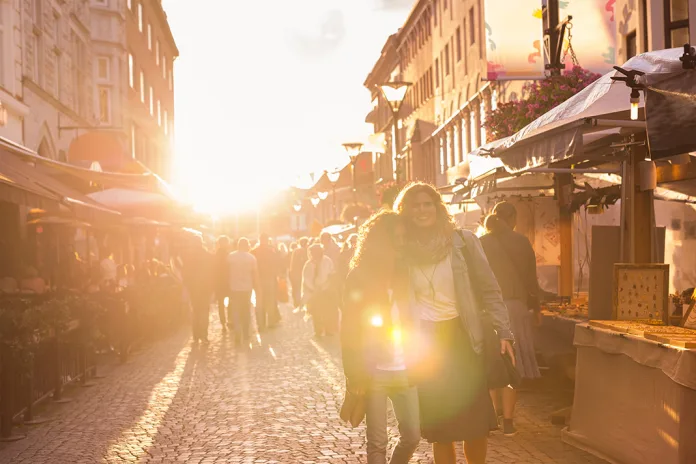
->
[564, 323, 696, 464]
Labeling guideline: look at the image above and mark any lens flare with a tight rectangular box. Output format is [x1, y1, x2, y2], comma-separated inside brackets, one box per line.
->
[392, 328, 402, 344]
[370, 314, 384, 327]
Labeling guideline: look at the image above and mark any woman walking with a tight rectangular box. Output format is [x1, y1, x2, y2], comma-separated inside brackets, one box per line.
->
[301, 244, 336, 336]
[393, 182, 514, 464]
[342, 210, 420, 464]
[480, 201, 541, 436]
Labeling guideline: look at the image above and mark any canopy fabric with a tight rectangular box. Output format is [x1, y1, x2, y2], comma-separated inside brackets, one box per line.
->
[489, 48, 687, 173]
[0, 150, 120, 221]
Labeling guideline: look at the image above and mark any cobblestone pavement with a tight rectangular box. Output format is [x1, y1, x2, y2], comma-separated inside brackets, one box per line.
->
[0, 304, 607, 463]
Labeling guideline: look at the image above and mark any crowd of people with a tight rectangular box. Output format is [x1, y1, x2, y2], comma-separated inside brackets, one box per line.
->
[179, 181, 542, 464]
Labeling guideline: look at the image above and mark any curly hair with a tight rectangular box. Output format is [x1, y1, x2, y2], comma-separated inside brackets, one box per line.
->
[350, 209, 402, 271]
[392, 182, 456, 236]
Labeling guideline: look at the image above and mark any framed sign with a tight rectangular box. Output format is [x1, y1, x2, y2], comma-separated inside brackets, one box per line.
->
[613, 264, 670, 324]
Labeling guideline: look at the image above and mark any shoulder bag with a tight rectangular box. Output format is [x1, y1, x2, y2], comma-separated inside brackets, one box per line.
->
[457, 231, 521, 389]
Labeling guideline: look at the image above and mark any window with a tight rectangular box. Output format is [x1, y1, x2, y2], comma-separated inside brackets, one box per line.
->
[470, 110, 478, 148]
[31, 0, 42, 24]
[443, 0, 448, 9]
[626, 31, 637, 59]
[0, 4, 5, 88]
[149, 86, 154, 115]
[157, 100, 161, 126]
[128, 53, 134, 87]
[131, 124, 137, 158]
[480, 100, 487, 144]
[469, 7, 476, 45]
[665, 0, 690, 47]
[139, 70, 145, 102]
[164, 110, 169, 135]
[445, 44, 450, 75]
[97, 57, 110, 80]
[168, 69, 173, 90]
[433, 0, 438, 26]
[127, 0, 132, 10]
[435, 58, 440, 87]
[31, 34, 41, 83]
[147, 23, 152, 50]
[98, 87, 111, 124]
[137, 2, 143, 32]
[162, 56, 167, 79]
[456, 28, 462, 62]
[461, 118, 469, 156]
[155, 40, 160, 65]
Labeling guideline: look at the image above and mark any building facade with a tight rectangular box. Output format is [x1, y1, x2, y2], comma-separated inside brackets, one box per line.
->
[21, 0, 94, 161]
[0, 0, 29, 144]
[365, 0, 524, 190]
[90, 0, 178, 179]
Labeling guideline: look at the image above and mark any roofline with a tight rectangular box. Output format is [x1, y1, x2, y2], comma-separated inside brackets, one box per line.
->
[153, 3, 179, 57]
[363, 33, 400, 89]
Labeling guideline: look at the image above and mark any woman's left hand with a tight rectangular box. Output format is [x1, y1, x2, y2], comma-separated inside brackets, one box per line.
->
[500, 339, 516, 366]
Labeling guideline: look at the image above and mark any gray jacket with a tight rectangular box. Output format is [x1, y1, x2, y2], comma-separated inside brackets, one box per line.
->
[450, 229, 513, 353]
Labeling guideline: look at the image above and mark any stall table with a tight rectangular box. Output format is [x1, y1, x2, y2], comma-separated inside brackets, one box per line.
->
[534, 310, 588, 380]
[564, 323, 696, 464]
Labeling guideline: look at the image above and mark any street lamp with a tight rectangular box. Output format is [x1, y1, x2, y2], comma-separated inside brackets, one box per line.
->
[342, 142, 363, 204]
[326, 169, 340, 220]
[293, 203, 302, 212]
[379, 81, 411, 184]
[310, 197, 321, 207]
[317, 191, 329, 200]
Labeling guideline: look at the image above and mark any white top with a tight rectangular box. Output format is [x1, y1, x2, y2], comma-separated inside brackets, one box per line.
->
[227, 251, 257, 292]
[376, 289, 407, 371]
[412, 254, 459, 322]
[301, 255, 334, 305]
[100, 258, 117, 282]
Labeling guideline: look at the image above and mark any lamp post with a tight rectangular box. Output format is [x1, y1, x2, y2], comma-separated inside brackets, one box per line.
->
[326, 169, 340, 220]
[342, 142, 363, 204]
[378, 81, 411, 184]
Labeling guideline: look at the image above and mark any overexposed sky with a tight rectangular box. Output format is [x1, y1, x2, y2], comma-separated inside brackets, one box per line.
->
[164, 0, 412, 214]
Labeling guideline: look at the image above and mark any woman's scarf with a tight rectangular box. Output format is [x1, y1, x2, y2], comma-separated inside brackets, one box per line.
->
[405, 229, 453, 266]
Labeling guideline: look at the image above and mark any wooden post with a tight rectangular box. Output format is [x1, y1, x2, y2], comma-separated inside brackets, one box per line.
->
[620, 135, 654, 264]
[556, 173, 574, 298]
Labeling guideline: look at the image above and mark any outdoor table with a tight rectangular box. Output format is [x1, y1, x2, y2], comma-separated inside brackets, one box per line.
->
[534, 311, 587, 380]
[563, 323, 696, 464]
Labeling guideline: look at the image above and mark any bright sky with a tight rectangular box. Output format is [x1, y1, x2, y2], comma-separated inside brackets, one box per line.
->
[164, 0, 412, 214]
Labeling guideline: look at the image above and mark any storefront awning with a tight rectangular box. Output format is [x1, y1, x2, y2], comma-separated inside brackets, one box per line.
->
[486, 48, 688, 173]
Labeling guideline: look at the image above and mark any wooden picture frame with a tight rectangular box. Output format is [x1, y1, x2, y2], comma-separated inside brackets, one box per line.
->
[681, 300, 696, 329]
[613, 264, 670, 324]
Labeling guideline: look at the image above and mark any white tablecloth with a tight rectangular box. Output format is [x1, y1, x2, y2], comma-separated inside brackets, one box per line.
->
[564, 324, 696, 464]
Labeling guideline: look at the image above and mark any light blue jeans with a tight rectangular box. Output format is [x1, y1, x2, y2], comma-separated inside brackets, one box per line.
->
[365, 370, 421, 464]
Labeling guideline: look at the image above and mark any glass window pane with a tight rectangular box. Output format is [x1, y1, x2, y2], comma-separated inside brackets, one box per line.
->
[671, 0, 689, 22]
[671, 27, 690, 48]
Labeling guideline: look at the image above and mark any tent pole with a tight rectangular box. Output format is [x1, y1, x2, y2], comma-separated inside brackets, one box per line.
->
[555, 173, 574, 298]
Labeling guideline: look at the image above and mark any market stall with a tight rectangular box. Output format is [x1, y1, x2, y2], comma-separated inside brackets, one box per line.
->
[564, 321, 696, 464]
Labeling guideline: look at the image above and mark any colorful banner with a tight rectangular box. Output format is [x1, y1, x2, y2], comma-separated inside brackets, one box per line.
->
[559, 0, 617, 74]
[484, 0, 545, 80]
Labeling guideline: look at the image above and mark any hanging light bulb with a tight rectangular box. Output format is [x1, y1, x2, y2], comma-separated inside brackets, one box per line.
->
[630, 88, 640, 121]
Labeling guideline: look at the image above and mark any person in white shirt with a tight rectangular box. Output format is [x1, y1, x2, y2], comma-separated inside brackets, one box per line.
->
[227, 238, 259, 346]
[301, 244, 335, 337]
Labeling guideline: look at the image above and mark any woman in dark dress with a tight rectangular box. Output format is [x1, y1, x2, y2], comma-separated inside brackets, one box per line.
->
[393, 182, 514, 464]
[480, 201, 541, 436]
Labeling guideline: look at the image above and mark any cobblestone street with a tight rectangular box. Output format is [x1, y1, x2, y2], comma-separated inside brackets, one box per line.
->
[0, 305, 606, 463]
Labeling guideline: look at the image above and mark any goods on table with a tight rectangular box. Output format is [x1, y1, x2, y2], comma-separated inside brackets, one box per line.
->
[542, 302, 588, 319]
[613, 264, 669, 323]
[643, 333, 696, 348]
[589, 320, 696, 347]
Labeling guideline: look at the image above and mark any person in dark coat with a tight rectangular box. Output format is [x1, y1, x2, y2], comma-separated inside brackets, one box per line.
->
[480, 201, 541, 437]
[182, 235, 213, 343]
[215, 236, 232, 330]
[252, 233, 281, 330]
[290, 237, 310, 307]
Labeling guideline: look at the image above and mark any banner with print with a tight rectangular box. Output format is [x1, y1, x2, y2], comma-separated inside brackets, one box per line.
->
[485, 0, 545, 80]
